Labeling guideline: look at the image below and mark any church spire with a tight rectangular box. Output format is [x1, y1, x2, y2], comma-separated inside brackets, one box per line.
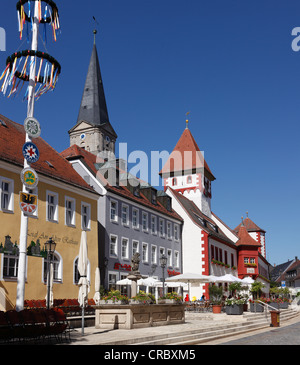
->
[76, 32, 117, 138]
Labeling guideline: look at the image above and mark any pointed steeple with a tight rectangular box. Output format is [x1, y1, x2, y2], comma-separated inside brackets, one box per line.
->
[77, 32, 117, 138]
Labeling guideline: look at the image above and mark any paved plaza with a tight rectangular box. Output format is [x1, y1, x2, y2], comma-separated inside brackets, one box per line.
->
[66, 311, 300, 346]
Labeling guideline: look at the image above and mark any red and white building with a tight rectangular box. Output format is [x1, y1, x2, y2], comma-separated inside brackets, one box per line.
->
[160, 124, 270, 299]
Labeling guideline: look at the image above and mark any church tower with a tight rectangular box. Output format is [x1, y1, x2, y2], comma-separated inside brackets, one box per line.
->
[69, 31, 117, 156]
[160, 120, 215, 217]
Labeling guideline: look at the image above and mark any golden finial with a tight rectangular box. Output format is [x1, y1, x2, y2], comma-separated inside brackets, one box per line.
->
[185, 111, 190, 129]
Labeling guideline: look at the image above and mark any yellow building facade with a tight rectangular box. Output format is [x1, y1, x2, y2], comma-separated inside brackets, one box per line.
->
[0, 116, 99, 311]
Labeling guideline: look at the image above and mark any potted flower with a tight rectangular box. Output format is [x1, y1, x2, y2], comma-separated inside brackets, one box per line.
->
[209, 285, 223, 314]
[166, 292, 182, 304]
[249, 298, 265, 312]
[225, 297, 244, 315]
[250, 281, 265, 300]
[100, 290, 129, 304]
[130, 290, 156, 304]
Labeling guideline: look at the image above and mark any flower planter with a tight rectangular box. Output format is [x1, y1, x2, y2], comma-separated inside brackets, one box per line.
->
[250, 303, 264, 312]
[129, 300, 153, 305]
[270, 302, 280, 310]
[212, 305, 222, 314]
[165, 299, 182, 304]
[280, 302, 288, 309]
[99, 300, 124, 305]
[225, 304, 243, 315]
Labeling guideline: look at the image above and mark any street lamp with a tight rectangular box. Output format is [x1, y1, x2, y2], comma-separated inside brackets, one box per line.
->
[160, 254, 167, 296]
[45, 237, 56, 309]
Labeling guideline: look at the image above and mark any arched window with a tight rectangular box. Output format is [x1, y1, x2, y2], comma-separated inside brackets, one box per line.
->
[43, 252, 62, 283]
[187, 176, 192, 184]
[73, 257, 91, 285]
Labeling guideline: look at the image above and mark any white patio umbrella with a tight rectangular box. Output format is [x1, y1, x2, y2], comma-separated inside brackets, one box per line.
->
[116, 278, 133, 285]
[165, 272, 212, 284]
[166, 273, 212, 299]
[142, 277, 161, 286]
[93, 267, 101, 305]
[78, 231, 89, 335]
[211, 274, 243, 283]
[241, 276, 255, 284]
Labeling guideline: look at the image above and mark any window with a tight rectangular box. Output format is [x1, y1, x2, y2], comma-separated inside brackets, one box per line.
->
[132, 240, 139, 256]
[224, 251, 228, 265]
[3, 254, 18, 279]
[121, 238, 129, 259]
[231, 253, 235, 267]
[132, 208, 139, 229]
[151, 245, 157, 264]
[159, 247, 165, 258]
[167, 249, 172, 267]
[108, 272, 117, 290]
[167, 222, 172, 239]
[187, 176, 192, 184]
[65, 197, 75, 226]
[0, 178, 14, 212]
[172, 178, 177, 186]
[151, 191, 157, 205]
[43, 253, 61, 283]
[151, 216, 157, 234]
[211, 245, 215, 260]
[46, 191, 58, 222]
[174, 251, 179, 268]
[250, 258, 256, 264]
[174, 224, 179, 240]
[81, 202, 91, 230]
[142, 212, 148, 231]
[142, 243, 148, 262]
[159, 219, 164, 237]
[110, 200, 118, 222]
[121, 204, 129, 225]
[244, 257, 249, 264]
[110, 235, 118, 257]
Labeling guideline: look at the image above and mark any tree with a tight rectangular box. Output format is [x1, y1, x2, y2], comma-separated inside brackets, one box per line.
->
[250, 281, 265, 299]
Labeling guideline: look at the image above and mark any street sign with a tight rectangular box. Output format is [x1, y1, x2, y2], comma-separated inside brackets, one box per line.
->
[19, 192, 38, 214]
[22, 142, 39, 164]
[20, 167, 39, 189]
[24, 117, 41, 138]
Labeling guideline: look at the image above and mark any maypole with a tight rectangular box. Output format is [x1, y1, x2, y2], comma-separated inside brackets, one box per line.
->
[0, 0, 61, 311]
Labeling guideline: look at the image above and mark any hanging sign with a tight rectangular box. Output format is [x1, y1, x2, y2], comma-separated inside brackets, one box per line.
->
[22, 142, 39, 164]
[19, 192, 38, 214]
[24, 117, 41, 138]
[20, 167, 39, 189]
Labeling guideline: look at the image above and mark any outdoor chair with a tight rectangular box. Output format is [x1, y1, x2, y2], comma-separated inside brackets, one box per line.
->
[0, 311, 13, 343]
[5, 310, 27, 342]
[44, 309, 69, 343]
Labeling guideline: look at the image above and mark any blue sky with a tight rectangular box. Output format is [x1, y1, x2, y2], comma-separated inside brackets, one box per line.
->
[0, 0, 300, 266]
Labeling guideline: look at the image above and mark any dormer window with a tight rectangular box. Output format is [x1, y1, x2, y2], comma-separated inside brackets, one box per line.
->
[151, 190, 157, 205]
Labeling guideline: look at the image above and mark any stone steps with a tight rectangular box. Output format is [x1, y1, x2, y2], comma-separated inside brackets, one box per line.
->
[99, 308, 299, 346]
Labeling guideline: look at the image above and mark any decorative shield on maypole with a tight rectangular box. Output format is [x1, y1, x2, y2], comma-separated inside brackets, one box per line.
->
[0, 0, 62, 311]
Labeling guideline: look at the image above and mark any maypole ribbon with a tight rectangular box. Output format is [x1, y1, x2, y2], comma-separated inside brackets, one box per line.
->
[0, 50, 61, 99]
[16, 0, 60, 41]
